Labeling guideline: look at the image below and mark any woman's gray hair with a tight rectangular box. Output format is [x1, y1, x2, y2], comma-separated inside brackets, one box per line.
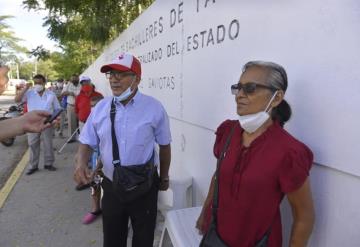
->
[242, 61, 288, 92]
[242, 61, 291, 126]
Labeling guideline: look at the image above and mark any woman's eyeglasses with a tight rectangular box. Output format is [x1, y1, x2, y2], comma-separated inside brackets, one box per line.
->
[105, 71, 135, 80]
[231, 82, 276, 95]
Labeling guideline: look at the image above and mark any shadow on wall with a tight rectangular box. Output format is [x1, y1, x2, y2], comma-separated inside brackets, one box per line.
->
[280, 164, 331, 247]
[0, 66, 9, 95]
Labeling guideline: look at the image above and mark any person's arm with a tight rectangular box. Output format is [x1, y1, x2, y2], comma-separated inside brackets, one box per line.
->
[53, 93, 61, 110]
[74, 96, 79, 115]
[14, 83, 31, 102]
[0, 110, 52, 140]
[287, 178, 315, 247]
[74, 143, 93, 185]
[158, 144, 171, 191]
[60, 83, 74, 97]
[196, 173, 215, 234]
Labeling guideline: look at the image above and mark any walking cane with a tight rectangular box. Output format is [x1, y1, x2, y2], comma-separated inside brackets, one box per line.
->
[57, 127, 80, 154]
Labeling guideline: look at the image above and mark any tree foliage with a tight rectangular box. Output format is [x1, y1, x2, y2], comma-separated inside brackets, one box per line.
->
[49, 40, 102, 80]
[20, 0, 154, 79]
[0, 15, 28, 64]
[23, 0, 154, 45]
[29, 45, 51, 61]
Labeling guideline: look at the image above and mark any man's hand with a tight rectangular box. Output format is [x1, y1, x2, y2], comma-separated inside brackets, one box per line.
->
[73, 158, 92, 185]
[73, 146, 93, 185]
[20, 110, 53, 133]
[63, 91, 74, 97]
[159, 177, 169, 191]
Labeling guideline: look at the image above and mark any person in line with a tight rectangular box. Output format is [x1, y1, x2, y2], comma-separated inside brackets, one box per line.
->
[15, 74, 61, 175]
[61, 74, 81, 143]
[74, 53, 171, 247]
[196, 61, 315, 246]
[0, 71, 57, 140]
[74, 80, 103, 191]
[75, 77, 103, 131]
[51, 79, 66, 137]
[81, 153, 103, 224]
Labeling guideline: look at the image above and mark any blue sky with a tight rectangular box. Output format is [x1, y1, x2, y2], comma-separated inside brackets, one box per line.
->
[0, 0, 59, 52]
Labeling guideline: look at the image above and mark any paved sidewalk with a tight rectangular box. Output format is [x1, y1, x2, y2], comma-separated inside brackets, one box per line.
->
[0, 131, 165, 247]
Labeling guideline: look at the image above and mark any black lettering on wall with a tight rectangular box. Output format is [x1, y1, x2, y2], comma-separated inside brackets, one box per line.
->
[207, 28, 214, 46]
[217, 25, 225, 43]
[197, 0, 216, 13]
[185, 19, 239, 53]
[170, 2, 184, 28]
[229, 19, 240, 40]
[159, 16, 164, 33]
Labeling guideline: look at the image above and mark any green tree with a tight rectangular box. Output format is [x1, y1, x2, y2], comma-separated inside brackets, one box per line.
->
[22, 0, 154, 80]
[0, 15, 28, 64]
[23, 0, 154, 45]
[18, 61, 34, 80]
[49, 40, 102, 79]
[29, 45, 51, 61]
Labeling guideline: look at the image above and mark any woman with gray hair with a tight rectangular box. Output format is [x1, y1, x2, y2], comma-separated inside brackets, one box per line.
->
[196, 61, 315, 246]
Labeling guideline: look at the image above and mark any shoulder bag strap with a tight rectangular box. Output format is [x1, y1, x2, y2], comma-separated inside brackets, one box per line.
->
[110, 100, 121, 167]
[212, 124, 236, 225]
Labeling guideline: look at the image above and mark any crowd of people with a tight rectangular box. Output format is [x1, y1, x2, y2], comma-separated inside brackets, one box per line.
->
[0, 53, 315, 247]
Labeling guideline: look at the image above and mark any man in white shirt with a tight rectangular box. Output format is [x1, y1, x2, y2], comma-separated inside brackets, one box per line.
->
[61, 74, 81, 142]
[15, 74, 61, 175]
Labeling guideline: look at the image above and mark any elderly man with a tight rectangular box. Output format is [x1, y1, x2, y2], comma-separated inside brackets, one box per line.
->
[15, 74, 61, 175]
[61, 74, 81, 142]
[0, 69, 56, 141]
[74, 53, 171, 247]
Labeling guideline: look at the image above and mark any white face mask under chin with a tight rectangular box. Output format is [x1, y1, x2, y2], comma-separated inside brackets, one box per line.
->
[238, 91, 278, 133]
[113, 77, 136, 102]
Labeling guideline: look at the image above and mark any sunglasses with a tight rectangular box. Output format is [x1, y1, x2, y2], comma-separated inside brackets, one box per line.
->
[231, 82, 276, 95]
[105, 71, 135, 80]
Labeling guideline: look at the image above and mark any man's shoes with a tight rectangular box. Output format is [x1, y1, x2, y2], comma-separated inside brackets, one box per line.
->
[26, 168, 39, 175]
[44, 165, 57, 171]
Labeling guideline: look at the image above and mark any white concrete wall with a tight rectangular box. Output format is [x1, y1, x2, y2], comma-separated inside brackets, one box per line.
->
[282, 165, 360, 246]
[82, 0, 360, 245]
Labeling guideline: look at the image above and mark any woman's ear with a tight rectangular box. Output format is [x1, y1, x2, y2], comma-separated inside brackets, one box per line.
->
[271, 90, 285, 108]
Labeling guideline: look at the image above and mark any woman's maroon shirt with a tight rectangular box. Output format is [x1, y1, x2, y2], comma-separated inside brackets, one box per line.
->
[204, 120, 313, 247]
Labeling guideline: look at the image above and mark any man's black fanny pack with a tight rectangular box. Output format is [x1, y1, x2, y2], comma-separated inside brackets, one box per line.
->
[112, 154, 155, 203]
[110, 99, 156, 203]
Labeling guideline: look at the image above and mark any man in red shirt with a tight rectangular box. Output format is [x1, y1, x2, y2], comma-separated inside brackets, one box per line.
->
[75, 82, 103, 130]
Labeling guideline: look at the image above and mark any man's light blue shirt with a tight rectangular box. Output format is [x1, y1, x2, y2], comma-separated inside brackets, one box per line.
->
[23, 89, 61, 113]
[79, 91, 172, 181]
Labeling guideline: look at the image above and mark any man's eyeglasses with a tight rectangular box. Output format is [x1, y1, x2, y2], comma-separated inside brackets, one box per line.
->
[231, 82, 276, 95]
[105, 71, 135, 80]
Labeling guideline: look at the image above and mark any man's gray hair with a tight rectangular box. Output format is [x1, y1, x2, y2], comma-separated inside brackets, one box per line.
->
[242, 61, 288, 92]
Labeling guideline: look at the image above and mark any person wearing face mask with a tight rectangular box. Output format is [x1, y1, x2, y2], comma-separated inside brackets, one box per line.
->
[61, 74, 81, 143]
[196, 61, 315, 247]
[15, 74, 61, 175]
[73, 53, 171, 247]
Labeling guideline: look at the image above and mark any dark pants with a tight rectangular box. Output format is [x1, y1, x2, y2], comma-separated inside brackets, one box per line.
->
[101, 174, 159, 247]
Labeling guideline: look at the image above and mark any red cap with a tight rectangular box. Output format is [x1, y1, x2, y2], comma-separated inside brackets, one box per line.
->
[100, 53, 141, 78]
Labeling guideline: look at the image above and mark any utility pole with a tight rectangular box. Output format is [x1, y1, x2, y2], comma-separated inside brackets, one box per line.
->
[34, 59, 38, 75]
[16, 63, 19, 79]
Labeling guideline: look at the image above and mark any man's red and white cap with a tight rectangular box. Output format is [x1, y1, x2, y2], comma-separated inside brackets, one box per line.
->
[100, 53, 141, 78]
